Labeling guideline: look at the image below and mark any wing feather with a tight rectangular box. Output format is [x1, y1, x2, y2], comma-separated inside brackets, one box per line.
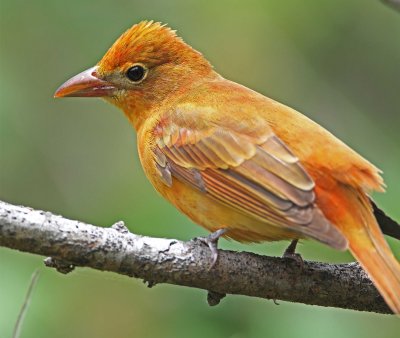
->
[153, 106, 348, 250]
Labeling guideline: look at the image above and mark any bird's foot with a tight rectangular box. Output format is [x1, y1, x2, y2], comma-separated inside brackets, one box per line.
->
[282, 239, 304, 268]
[196, 228, 228, 269]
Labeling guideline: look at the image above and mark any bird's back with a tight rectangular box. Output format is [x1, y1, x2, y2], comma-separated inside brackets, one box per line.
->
[144, 77, 383, 195]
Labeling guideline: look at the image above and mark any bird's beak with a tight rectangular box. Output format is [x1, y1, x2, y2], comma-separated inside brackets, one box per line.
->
[54, 66, 116, 98]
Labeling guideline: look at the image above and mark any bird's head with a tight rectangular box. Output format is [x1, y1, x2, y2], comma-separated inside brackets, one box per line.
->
[54, 21, 215, 127]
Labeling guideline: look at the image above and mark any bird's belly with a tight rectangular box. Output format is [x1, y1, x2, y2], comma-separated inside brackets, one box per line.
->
[155, 176, 299, 243]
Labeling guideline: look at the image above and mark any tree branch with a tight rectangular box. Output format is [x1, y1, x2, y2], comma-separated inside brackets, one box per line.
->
[381, 0, 400, 12]
[0, 200, 391, 314]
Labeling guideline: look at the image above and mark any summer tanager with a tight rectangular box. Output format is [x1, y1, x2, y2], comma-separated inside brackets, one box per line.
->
[55, 21, 400, 313]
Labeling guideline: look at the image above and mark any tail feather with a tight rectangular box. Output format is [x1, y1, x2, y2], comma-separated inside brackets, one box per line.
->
[350, 240, 400, 314]
[351, 194, 400, 313]
[317, 185, 400, 314]
[346, 194, 400, 313]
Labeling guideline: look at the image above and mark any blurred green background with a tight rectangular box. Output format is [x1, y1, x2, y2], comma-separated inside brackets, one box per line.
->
[1, 0, 400, 337]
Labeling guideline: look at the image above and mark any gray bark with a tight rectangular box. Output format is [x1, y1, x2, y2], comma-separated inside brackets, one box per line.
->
[0, 200, 391, 314]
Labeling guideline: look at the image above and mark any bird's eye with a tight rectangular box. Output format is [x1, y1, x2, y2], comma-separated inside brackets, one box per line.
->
[126, 65, 146, 82]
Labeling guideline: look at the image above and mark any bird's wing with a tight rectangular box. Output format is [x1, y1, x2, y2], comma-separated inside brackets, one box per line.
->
[153, 104, 347, 249]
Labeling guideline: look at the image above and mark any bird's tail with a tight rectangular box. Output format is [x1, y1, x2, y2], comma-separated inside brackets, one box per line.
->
[317, 185, 400, 314]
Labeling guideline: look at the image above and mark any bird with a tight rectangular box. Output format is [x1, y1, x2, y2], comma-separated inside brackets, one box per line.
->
[54, 21, 400, 313]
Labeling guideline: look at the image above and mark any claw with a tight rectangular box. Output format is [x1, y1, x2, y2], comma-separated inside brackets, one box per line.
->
[197, 228, 227, 268]
[283, 239, 304, 268]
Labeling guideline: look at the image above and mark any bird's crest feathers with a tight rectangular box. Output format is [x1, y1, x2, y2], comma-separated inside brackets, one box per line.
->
[98, 21, 208, 72]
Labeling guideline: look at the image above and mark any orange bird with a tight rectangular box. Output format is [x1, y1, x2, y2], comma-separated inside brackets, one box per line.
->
[55, 21, 400, 313]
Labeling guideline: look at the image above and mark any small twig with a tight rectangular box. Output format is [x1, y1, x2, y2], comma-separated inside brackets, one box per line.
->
[207, 291, 226, 306]
[43, 257, 75, 274]
[12, 269, 41, 338]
